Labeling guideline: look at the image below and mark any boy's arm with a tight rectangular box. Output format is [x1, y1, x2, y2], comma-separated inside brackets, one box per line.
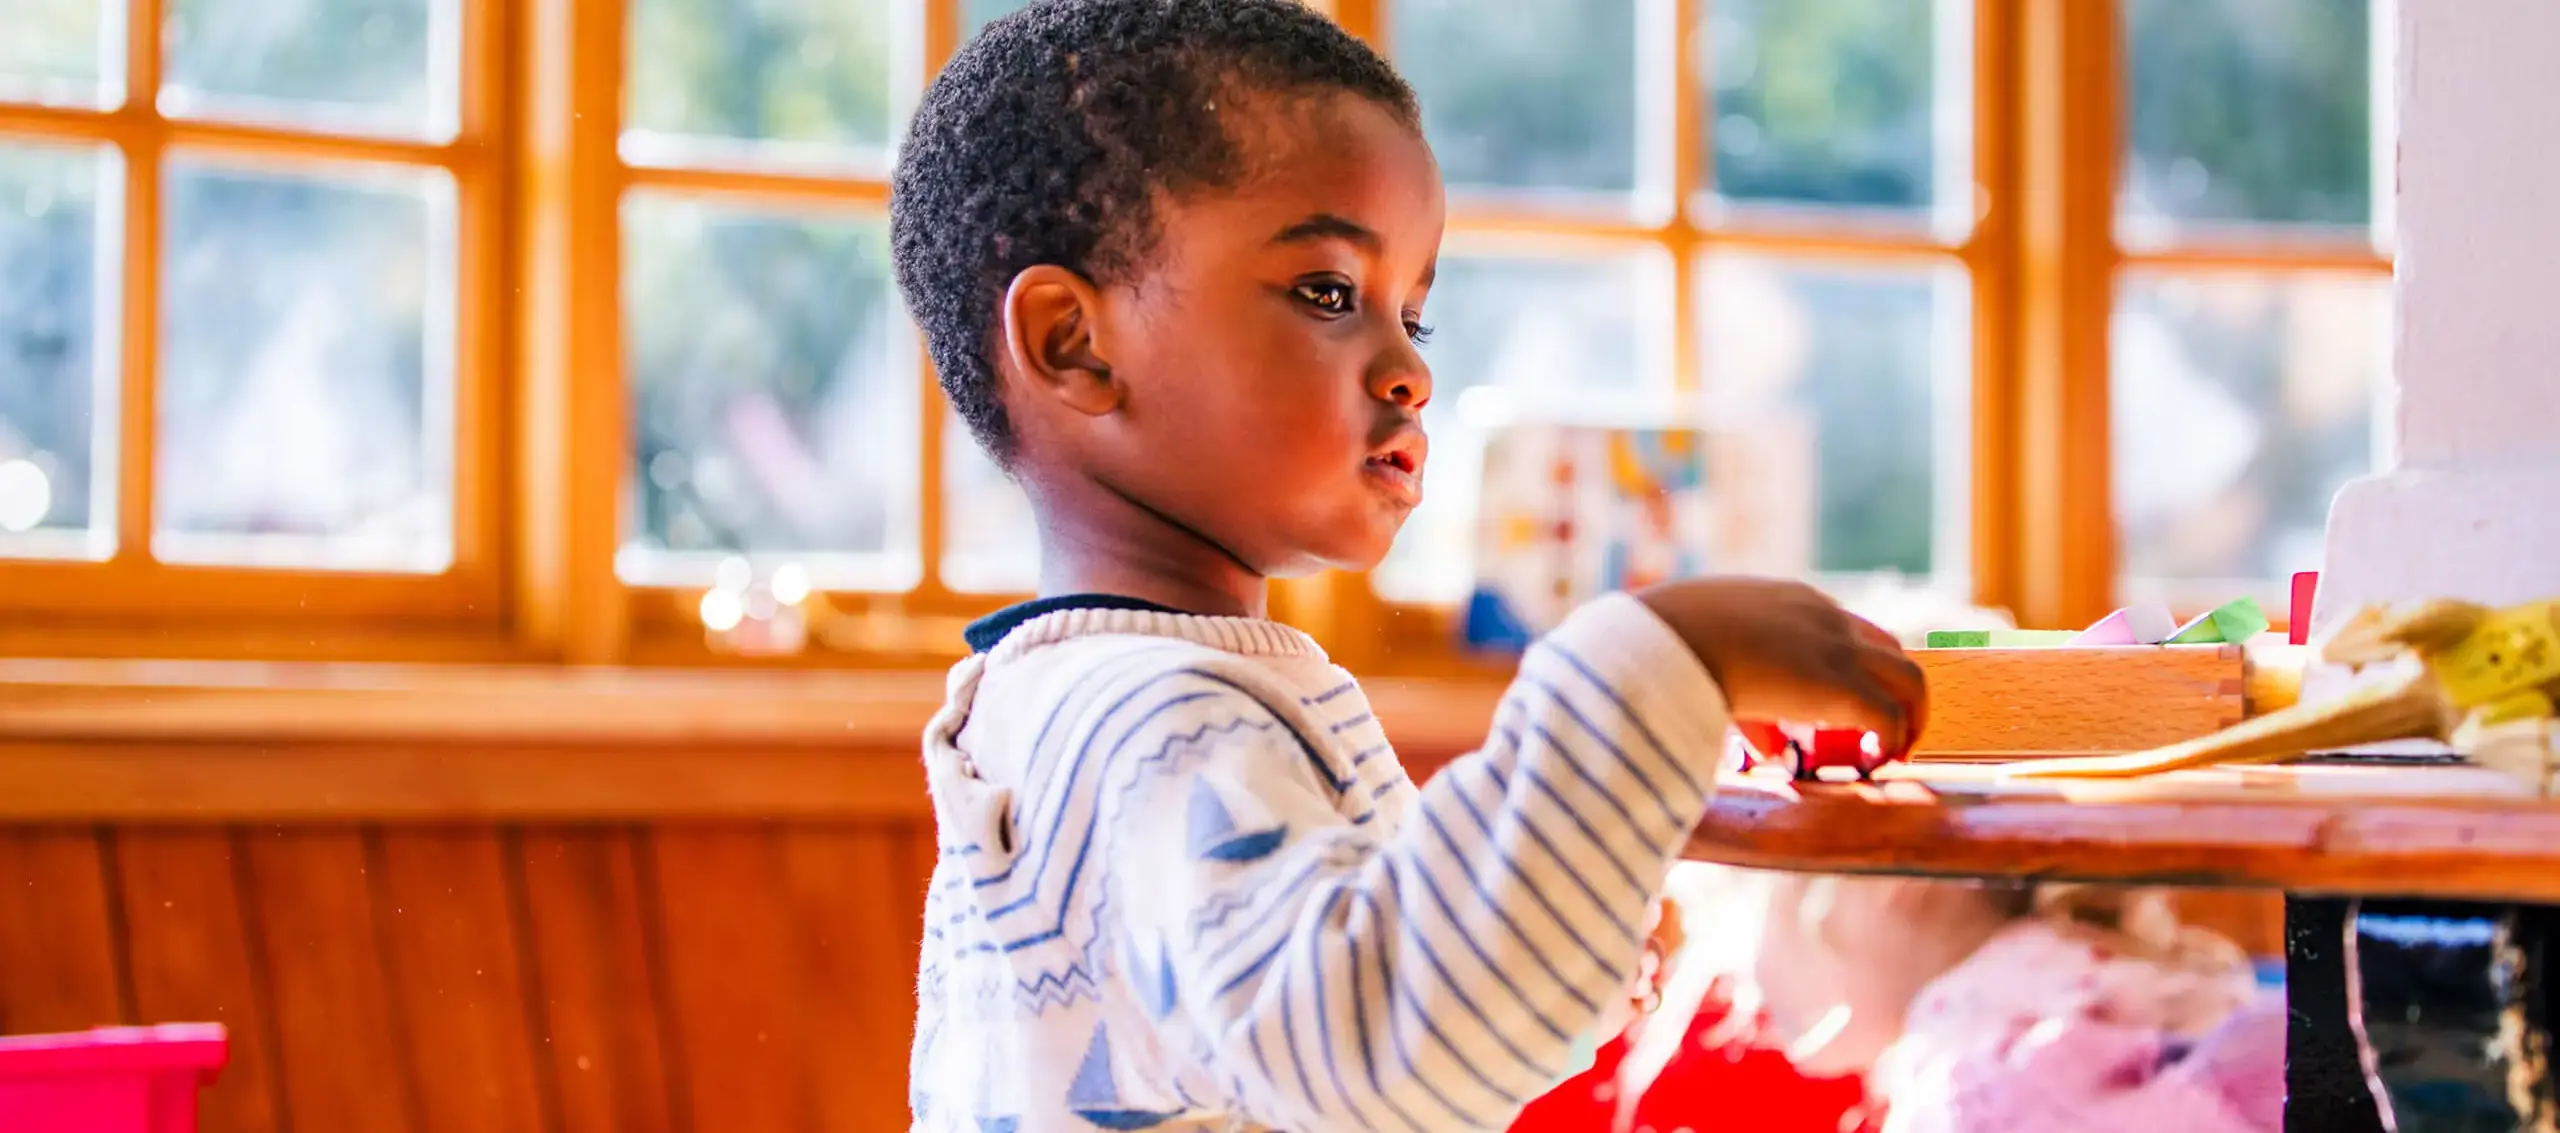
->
[1100, 593, 1728, 1132]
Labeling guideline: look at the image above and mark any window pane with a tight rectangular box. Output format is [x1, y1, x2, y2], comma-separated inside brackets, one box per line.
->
[2122, 0, 2374, 239]
[1394, 0, 1640, 196]
[1700, 256, 1969, 580]
[964, 0, 1030, 38]
[943, 406, 1038, 593]
[1374, 248, 1673, 602]
[621, 194, 917, 589]
[1701, 0, 1964, 225]
[625, 0, 897, 167]
[158, 156, 455, 570]
[1, 0, 118, 109]
[2113, 272, 2387, 590]
[162, 0, 455, 138]
[0, 142, 116, 559]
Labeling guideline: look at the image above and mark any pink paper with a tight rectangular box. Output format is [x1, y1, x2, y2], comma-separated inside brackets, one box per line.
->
[2071, 602, 2177, 646]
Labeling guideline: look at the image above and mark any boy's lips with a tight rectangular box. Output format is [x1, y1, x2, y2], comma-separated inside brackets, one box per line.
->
[1364, 429, 1426, 507]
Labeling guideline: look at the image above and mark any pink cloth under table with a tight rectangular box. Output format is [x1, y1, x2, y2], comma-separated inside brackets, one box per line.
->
[0, 1024, 228, 1133]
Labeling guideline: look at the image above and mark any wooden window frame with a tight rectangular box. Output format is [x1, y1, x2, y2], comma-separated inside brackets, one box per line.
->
[0, 0, 512, 658]
[0, 0, 2392, 670]
[1314, 0, 2394, 673]
[2009, 0, 2394, 636]
[521, 0, 1013, 668]
[1321, 0, 1990, 677]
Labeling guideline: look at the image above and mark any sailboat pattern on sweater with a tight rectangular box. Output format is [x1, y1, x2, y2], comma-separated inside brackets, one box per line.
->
[910, 596, 1731, 1132]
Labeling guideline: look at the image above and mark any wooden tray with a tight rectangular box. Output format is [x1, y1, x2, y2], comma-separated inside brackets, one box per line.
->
[1907, 644, 2288, 759]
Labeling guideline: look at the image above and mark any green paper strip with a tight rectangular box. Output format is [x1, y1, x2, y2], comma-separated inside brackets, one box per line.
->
[2167, 597, 2270, 644]
[2210, 596, 2271, 642]
[1986, 629, 2079, 647]
[1925, 629, 2077, 648]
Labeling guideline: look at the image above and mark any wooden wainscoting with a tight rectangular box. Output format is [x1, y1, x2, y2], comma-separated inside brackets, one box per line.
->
[0, 821, 935, 1133]
[0, 659, 2282, 1133]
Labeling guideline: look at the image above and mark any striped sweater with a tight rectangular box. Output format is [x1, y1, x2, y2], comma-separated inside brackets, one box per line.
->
[911, 593, 1730, 1132]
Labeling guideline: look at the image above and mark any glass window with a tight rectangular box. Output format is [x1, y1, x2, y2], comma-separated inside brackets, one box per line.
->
[2112, 271, 2388, 590]
[1699, 255, 1969, 580]
[1373, 247, 1674, 602]
[964, 0, 1032, 39]
[1700, 0, 1968, 229]
[942, 407, 1038, 594]
[625, 0, 900, 168]
[2121, 0, 2376, 242]
[619, 193, 918, 590]
[162, 0, 459, 139]
[0, 141, 117, 560]
[1393, 0, 1642, 197]
[0, 0, 119, 109]
[156, 155, 456, 571]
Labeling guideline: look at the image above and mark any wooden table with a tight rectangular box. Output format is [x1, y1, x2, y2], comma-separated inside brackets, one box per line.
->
[1681, 761, 2560, 1133]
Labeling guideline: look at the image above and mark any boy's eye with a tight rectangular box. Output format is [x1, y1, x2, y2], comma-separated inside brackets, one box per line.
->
[1404, 318, 1434, 346]
[1293, 281, 1355, 315]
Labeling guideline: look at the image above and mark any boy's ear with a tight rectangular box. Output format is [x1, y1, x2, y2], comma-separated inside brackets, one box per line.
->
[999, 265, 1119, 418]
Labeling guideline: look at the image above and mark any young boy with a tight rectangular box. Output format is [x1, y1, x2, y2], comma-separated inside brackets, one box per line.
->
[891, 2, 1925, 1130]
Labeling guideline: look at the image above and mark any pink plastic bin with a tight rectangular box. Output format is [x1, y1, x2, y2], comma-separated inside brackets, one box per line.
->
[0, 1025, 228, 1133]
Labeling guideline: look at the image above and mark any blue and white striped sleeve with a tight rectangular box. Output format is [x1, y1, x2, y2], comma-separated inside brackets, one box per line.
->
[1097, 593, 1730, 1132]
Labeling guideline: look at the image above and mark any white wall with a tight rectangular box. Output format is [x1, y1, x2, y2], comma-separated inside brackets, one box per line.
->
[2315, 0, 2560, 624]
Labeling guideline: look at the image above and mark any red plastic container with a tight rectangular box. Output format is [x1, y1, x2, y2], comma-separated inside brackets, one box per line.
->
[0, 1025, 228, 1133]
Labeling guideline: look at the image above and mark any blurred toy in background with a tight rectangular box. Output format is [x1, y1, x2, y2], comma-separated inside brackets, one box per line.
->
[1786, 878, 2280, 1133]
[1602, 428, 1708, 592]
[1506, 972, 1878, 1133]
[1460, 411, 2006, 652]
[1464, 423, 1720, 651]
[1460, 415, 2007, 780]
[1506, 868, 1878, 1133]
[1533, 868, 2280, 1133]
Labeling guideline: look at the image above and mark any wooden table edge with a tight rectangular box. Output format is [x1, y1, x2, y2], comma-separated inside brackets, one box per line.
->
[1680, 763, 2560, 903]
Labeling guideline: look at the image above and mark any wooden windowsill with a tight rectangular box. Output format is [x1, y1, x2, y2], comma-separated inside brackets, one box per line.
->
[0, 657, 960, 749]
[0, 657, 1504, 823]
[0, 657, 1504, 752]
[0, 644, 2298, 823]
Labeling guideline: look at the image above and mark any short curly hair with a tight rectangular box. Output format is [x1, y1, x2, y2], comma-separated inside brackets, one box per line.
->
[890, 0, 1419, 466]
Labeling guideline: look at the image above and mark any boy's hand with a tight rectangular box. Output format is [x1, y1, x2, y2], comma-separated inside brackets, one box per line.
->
[1637, 578, 1928, 758]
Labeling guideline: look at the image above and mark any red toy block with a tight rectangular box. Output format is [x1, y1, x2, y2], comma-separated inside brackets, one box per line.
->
[1734, 722, 1903, 782]
[1734, 721, 1792, 771]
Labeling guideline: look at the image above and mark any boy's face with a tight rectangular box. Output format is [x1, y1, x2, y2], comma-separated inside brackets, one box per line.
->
[1027, 91, 1446, 578]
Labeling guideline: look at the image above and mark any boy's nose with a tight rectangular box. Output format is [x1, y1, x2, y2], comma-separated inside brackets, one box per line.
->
[1366, 349, 1432, 410]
